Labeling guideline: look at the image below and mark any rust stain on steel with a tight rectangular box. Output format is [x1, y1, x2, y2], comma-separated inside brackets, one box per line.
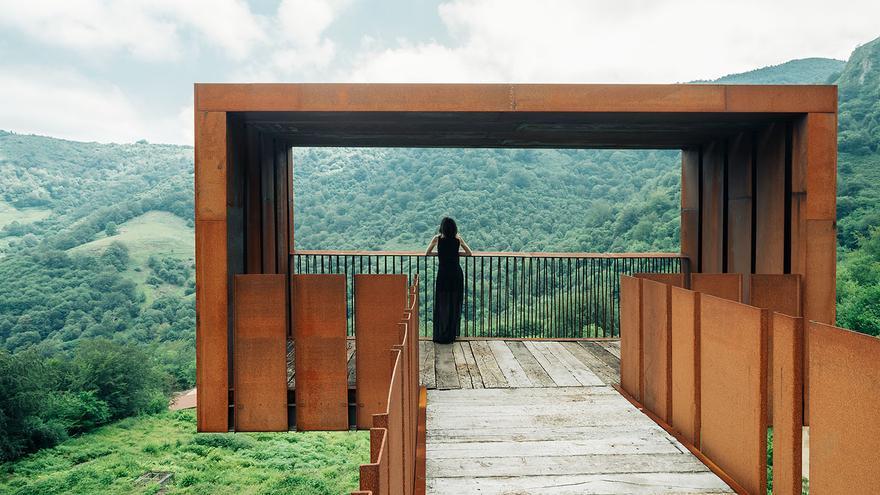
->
[640, 279, 672, 422]
[393, 323, 413, 495]
[724, 85, 837, 113]
[691, 273, 742, 302]
[233, 274, 288, 432]
[359, 427, 388, 494]
[634, 272, 685, 288]
[195, 219, 228, 432]
[804, 113, 838, 221]
[292, 274, 348, 430]
[700, 140, 725, 274]
[381, 349, 405, 495]
[670, 286, 700, 446]
[771, 314, 804, 495]
[809, 322, 880, 495]
[194, 111, 226, 222]
[619, 275, 642, 400]
[355, 274, 409, 429]
[755, 123, 787, 274]
[700, 295, 768, 495]
[803, 219, 837, 424]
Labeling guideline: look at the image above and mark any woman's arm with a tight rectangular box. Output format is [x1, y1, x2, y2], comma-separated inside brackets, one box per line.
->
[425, 235, 439, 255]
[456, 234, 473, 256]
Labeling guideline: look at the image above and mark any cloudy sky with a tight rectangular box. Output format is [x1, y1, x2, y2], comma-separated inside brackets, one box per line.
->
[0, 0, 877, 145]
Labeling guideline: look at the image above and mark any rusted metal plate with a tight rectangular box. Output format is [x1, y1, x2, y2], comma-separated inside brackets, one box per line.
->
[700, 295, 768, 495]
[700, 141, 725, 274]
[725, 85, 837, 113]
[377, 350, 405, 495]
[260, 133, 276, 274]
[755, 123, 786, 274]
[727, 132, 753, 284]
[681, 148, 700, 277]
[355, 274, 409, 428]
[805, 113, 838, 221]
[771, 314, 803, 495]
[803, 219, 837, 424]
[690, 273, 742, 302]
[195, 219, 228, 432]
[233, 275, 288, 431]
[619, 276, 642, 400]
[292, 274, 348, 430]
[750, 274, 801, 317]
[514, 84, 725, 112]
[809, 322, 880, 494]
[274, 139, 289, 274]
[670, 287, 700, 446]
[641, 280, 671, 422]
[244, 127, 261, 273]
[359, 427, 388, 494]
[634, 272, 685, 288]
[194, 111, 226, 221]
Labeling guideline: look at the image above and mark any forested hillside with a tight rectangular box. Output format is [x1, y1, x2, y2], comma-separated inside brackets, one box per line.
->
[1, 36, 879, 463]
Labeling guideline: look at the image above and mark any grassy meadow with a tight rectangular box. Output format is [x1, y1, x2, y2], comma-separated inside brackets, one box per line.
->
[0, 410, 368, 495]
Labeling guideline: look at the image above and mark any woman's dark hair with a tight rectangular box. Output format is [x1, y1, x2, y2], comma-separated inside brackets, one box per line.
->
[439, 217, 458, 238]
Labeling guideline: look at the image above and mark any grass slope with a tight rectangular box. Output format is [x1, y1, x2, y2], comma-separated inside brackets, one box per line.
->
[0, 410, 368, 495]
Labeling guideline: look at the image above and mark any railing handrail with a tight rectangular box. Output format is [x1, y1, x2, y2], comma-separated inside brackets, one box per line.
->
[292, 249, 686, 259]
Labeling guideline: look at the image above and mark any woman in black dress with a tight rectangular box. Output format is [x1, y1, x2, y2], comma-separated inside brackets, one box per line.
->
[425, 217, 473, 344]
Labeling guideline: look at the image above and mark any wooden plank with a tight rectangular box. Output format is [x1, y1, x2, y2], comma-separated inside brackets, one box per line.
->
[354, 274, 408, 428]
[544, 342, 604, 387]
[486, 341, 531, 387]
[426, 472, 733, 495]
[522, 341, 579, 387]
[468, 340, 509, 388]
[291, 274, 348, 430]
[597, 340, 621, 359]
[426, 436, 681, 458]
[560, 342, 619, 386]
[451, 342, 474, 389]
[434, 343, 460, 390]
[505, 341, 556, 387]
[459, 342, 484, 389]
[233, 274, 287, 432]
[347, 340, 356, 388]
[428, 424, 671, 443]
[195, 219, 228, 432]
[419, 341, 435, 389]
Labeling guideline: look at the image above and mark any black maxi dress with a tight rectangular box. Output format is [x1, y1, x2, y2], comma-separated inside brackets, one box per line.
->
[433, 236, 464, 344]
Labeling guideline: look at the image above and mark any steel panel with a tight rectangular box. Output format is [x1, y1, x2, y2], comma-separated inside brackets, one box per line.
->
[809, 322, 880, 494]
[619, 275, 642, 400]
[641, 280, 671, 422]
[292, 274, 348, 430]
[355, 274, 409, 428]
[771, 314, 804, 495]
[233, 274, 288, 431]
[700, 295, 768, 495]
[634, 272, 685, 288]
[195, 219, 228, 432]
[691, 273, 742, 302]
[670, 287, 700, 446]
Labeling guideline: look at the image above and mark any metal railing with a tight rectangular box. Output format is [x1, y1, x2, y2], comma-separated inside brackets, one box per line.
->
[292, 250, 686, 339]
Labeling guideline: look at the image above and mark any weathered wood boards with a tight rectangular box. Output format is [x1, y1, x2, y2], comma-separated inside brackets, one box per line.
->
[292, 274, 348, 430]
[354, 274, 408, 428]
[809, 322, 880, 494]
[233, 275, 288, 431]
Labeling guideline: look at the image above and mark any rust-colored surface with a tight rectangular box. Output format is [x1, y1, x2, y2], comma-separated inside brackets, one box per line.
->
[771, 314, 804, 495]
[233, 275, 288, 431]
[727, 132, 753, 283]
[749, 274, 801, 317]
[804, 113, 838, 221]
[791, 117, 808, 278]
[809, 322, 880, 494]
[393, 324, 413, 495]
[415, 386, 427, 495]
[700, 140, 724, 274]
[291, 274, 348, 430]
[259, 133, 276, 274]
[700, 295, 768, 495]
[755, 123, 786, 274]
[195, 83, 836, 113]
[619, 275, 642, 400]
[724, 85, 836, 113]
[691, 273, 742, 302]
[634, 272, 685, 288]
[355, 274, 408, 429]
[803, 218, 837, 423]
[681, 148, 700, 277]
[359, 428, 388, 495]
[195, 219, 228, 432]
[244, 127, 261, 273]
[194, 111, 226, 221]
[382, 350, 405, 495]
[670, 287, 700, 446]
[640, 279, 671, 422]
[274, 139, 289, 274]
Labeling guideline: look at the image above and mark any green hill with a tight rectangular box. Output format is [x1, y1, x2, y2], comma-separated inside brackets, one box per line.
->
[696, 57, 845, 84]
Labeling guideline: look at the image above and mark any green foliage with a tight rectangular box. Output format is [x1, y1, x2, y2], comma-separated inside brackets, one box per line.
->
[104, 221, 118, 236]
[837, 227, 880, 335]
[146, 255, 191, 286]
[0, 410, 367, 494]
[697, 57, 845, 85]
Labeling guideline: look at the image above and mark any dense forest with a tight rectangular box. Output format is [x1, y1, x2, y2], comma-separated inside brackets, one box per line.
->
[0, 36, 879, 462]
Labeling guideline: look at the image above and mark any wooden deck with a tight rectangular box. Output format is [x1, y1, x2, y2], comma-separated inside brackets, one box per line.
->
[285, 339, 732, 494]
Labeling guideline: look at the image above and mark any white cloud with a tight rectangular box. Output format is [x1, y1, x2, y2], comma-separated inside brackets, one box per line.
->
[0, 66, 191, 144]
[347, 0, 880, 83]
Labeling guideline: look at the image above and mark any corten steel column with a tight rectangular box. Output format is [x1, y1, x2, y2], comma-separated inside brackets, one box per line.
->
[680, 148, 700, 281]
[754, 123, 787, 274]
[726, 132, 754, 300]
[700, 141, 725, 273]
[195, 109, 229, 432]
